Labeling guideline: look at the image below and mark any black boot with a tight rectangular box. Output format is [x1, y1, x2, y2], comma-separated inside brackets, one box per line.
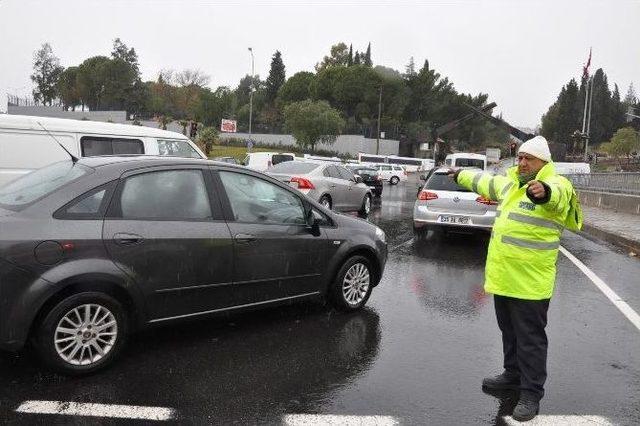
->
[482, 371, 520, 390]
[512, 396, 540, 422]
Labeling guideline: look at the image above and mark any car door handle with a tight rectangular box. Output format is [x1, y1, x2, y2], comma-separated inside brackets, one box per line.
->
[234, 233, 257, 243]
[330, 184, 336, 188]
[113, 233, 144, 246]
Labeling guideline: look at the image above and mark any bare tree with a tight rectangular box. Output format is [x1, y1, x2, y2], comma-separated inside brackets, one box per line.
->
[157, 69, 175, 85]
[176, 69, 211, 87]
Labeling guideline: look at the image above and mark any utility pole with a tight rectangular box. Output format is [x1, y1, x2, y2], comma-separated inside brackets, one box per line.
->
[375, 86, 382, 155]
[248, 47, 254, 149]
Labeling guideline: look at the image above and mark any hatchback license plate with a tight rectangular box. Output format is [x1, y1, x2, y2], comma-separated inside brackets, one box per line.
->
[438, 215, 469, 224]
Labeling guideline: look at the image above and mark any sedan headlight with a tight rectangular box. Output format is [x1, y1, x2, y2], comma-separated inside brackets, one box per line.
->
[375, 226, 386, 242]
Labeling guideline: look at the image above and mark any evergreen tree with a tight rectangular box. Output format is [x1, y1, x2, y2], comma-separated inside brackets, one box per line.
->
[348, 44, 353, 67]
[404, 57, 416, 77]
[542, 68, 628, 148]
[364, 43, 372, 67]
[31, 43, 64, 106]
[623, 83, 637, 106]
[354, 51, 361, 65]
[265, 50, 286, 104]
[111, 38, 139, 75]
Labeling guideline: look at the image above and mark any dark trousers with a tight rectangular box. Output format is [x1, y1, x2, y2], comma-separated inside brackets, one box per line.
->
[494, 295, 550, 401]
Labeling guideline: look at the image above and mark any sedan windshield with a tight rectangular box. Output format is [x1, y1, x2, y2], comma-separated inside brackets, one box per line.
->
[0, 161, 91, 210]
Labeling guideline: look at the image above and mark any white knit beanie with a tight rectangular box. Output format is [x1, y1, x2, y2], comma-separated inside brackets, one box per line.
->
[518, 136, 552, 162]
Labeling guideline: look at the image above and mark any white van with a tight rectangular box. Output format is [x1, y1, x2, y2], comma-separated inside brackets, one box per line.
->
[243, 152, 295, 171]
[445, 153, 487, 170]
[0, 115, 206, 187]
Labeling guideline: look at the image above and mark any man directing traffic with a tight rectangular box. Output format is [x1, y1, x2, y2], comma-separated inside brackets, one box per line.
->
[450, 136, 582, 422]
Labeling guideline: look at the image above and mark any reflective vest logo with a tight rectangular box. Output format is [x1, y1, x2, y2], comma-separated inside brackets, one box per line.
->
[518, 201, 536, 211]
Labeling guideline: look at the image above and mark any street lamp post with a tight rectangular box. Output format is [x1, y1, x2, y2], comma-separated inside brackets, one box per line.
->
[248, 47, 254, 147]
[375, 86, 382, 155]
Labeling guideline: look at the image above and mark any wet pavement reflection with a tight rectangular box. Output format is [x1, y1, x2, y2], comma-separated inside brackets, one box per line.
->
[1, 178, 639, 425]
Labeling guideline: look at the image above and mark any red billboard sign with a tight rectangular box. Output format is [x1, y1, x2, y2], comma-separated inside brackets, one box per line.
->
[221, 119, 237, 133]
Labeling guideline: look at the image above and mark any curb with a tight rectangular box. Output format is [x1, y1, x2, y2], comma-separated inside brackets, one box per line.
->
[580, 223, 640, 255]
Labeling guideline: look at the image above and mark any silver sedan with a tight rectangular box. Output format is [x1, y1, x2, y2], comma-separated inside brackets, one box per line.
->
[413, 168, 497, 237]
[268, 160, 373, 217]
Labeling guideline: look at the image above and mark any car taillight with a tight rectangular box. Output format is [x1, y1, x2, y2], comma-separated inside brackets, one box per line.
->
[376, 175, 382, 181]
[476, 196, 498, 205]
[291, 177, 315, 190]
[418, 190, 438, 201]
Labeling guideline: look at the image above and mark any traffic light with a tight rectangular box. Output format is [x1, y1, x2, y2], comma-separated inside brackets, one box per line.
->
[510, 142, 517, 157]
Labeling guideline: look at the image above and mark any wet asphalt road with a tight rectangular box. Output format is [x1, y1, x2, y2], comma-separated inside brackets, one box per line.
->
[1, 176, 639, 425]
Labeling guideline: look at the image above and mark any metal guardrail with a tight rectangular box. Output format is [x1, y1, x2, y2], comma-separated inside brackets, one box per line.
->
[564, 173, 640, 196]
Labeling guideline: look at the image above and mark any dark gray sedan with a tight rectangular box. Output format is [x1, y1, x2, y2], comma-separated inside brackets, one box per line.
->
[0, 156, 387, 374]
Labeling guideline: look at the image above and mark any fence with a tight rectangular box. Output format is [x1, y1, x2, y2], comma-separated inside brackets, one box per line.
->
[564, 173, 640, 196]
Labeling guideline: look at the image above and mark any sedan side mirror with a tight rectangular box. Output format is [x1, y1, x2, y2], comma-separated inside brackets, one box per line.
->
[354, 174, 364, 184]
[305, 208, 321, 235]
[419, 174, 427, 181]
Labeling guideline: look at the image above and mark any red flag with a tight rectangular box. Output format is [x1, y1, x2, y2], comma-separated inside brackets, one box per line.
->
[582, 48, 592, 79]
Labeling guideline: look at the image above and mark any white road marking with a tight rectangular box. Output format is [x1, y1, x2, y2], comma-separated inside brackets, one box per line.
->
[283, 414, 399, 426]
[560, 246, 640, 332]
[15, 400, 176, 421]
[390, 238, 413, 252]
[503, 414, 614, 425]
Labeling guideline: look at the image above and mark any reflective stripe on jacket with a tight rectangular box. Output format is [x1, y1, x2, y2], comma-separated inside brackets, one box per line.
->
[457, 163, 581, 300]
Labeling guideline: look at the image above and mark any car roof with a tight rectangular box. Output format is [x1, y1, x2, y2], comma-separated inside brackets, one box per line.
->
[446, 153, 486, 159]
[75, 155, 239, 170]
[0, 114, 190, 139]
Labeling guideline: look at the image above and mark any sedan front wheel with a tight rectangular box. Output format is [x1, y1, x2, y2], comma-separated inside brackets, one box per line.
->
[331, 256, 374, 311]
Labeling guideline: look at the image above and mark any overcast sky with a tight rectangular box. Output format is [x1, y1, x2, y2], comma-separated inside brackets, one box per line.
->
[0, 0, 638, 128]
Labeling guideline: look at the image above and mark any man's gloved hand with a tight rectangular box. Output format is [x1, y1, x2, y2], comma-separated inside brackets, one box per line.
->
[527, 180, 547, 199]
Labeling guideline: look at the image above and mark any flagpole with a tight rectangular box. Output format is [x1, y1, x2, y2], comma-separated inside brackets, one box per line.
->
[585, 75, 594, 162]
[581, 47, 592, 161]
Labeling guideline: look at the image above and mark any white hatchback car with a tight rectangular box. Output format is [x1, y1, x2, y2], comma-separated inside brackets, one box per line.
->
[371, 164, 407, 185]
[413, 168, 497, 237]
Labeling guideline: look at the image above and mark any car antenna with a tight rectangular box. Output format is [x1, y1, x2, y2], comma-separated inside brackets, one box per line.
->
[36, 121, 79, 163]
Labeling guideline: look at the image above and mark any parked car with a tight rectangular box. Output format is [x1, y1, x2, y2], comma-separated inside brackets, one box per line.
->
[0, 156, 387, 374]
[413, 168, 497, 237]
[371, 164, 407, 185]
[213, 156, 239, 165]
[0, 114, 206, 188]
[242, 152, 295, 171]
[268, 160, 373, 216]
[347, 165, 383, 198]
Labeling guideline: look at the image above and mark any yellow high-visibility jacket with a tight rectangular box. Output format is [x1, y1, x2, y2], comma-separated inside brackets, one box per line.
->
[457, 163, 582, 300]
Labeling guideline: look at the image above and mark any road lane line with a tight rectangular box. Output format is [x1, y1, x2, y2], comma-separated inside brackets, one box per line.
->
[390, 238, 413, 252]
[15, 400, 176, 421]
[560, 246, 640, 332]
[283, 414, 399, 425]
[503, 414, 614, 425]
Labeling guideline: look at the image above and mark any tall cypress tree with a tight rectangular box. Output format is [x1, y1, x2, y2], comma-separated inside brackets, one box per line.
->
[265, 50, 286, 104]
[364, 43, 372, 67]
[348, 44, 353, 66]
